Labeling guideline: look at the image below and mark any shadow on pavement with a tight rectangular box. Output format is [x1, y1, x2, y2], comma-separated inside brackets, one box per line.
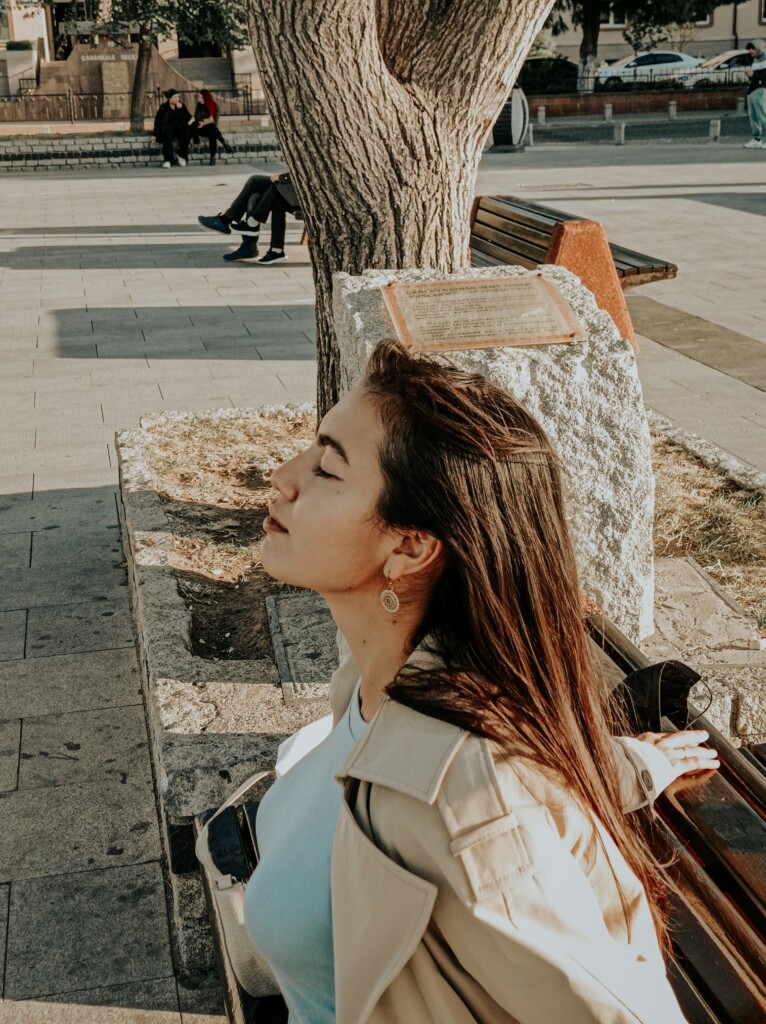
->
[50, 305, 317, 361]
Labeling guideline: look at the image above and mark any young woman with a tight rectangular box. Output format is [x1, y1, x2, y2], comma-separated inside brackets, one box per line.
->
[193, 89, 232, 165]
[244, 339, 717, 1024]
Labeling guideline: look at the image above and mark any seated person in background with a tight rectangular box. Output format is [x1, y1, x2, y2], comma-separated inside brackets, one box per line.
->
[152, 89, 194, 169]
[198, 172, 300, 264]
[193, 89, 232, 166]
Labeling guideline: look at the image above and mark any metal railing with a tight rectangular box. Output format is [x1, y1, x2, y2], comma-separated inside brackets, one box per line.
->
[524, 65, 751, 97]
[0, 88, 268, 123]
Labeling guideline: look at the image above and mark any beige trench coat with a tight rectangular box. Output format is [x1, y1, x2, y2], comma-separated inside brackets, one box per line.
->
[327, 637, 687, 1024]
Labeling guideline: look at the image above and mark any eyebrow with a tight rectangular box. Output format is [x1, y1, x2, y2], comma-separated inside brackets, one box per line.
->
[317, 432, 350, 464]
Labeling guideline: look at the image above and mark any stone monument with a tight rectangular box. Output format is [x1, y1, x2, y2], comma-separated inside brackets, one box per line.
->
[333, 264, 655, 642]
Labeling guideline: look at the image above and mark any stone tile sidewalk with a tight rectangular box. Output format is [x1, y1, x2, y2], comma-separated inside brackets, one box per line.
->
[0, 164, 315, 1022]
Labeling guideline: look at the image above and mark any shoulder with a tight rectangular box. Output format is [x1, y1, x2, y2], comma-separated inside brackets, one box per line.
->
[346, 700, 573, 904]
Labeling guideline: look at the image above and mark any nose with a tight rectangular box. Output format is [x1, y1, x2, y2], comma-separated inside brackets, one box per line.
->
[270, 453, 300, 501]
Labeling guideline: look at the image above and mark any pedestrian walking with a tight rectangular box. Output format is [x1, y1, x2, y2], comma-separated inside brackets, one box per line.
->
[193, 88, 232, 166]
[152, 89, 193, 168]
[743, 40, 766, 148]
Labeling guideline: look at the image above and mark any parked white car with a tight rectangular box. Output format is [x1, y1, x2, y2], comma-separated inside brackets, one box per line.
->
[595, 50, 703, 87]
[676, 50, 751, 88]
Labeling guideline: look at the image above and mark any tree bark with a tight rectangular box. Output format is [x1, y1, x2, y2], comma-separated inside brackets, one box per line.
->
[248, 0, 552, 415]
[577, 1, 602, 94]
[130, 28, 152, 134]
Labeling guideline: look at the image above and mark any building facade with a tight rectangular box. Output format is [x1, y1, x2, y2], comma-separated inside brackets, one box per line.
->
[552, 1, 766, 62]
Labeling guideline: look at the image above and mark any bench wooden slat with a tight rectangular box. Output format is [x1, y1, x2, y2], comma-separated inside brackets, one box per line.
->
[472, 221, 549, 265]
[470, 195, 678, 289]
[474, 207, 554, 249]
[669, 898, 766, 1024]
[470, 236, 538, 270]
[662, 778, 766, 931]
[667, 959, 723, 1024]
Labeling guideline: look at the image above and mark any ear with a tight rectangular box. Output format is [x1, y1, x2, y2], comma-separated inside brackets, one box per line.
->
[383, 531, 443, 585]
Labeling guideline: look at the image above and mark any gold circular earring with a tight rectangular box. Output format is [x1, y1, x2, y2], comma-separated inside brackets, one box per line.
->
[380, 577, 400, 614]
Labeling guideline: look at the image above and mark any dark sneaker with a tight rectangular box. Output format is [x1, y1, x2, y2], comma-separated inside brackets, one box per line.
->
[223, 243, 259, 262]
[230, 219, 261, 238]
[198, 214, 231, 234]
[258, 249, 287, 265]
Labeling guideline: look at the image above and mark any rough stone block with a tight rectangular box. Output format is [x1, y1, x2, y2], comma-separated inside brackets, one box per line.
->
[334, 265, 654, 641]
[0, 718, 20, 792]
[4, 863, 173, 1000]
[0, 610, 26, 662]
[0, 776, 161, 882]
[0, 532, 30, 569]
[547, 220, 636, 347]
[150, 679, 326, 817]
[0, 648, 141, 719]
[0, 882, 7, 993]
[643, 557, 762, 664]
[26, 597, 134, 658]
[27, 977, 182, 1022]
[267, 592, 337, 704]
[18, 705, 150, 789]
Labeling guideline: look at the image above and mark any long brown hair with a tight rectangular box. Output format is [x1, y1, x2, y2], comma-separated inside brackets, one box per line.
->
[363, 338, 668, 946]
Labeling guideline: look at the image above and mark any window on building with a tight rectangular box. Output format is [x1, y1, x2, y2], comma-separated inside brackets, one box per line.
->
[0, 0, 11, 42]
[601, 4, 627, 28]
[695, 15, 712, 26]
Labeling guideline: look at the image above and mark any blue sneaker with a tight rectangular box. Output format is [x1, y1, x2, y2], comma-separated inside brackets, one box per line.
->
[198, 214, 231, 234]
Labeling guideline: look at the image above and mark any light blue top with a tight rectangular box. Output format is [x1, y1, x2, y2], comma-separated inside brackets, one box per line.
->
[244, 682, 367, 1023]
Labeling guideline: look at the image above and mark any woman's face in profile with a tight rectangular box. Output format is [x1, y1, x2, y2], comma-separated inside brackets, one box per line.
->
[261, 388, 393, 596]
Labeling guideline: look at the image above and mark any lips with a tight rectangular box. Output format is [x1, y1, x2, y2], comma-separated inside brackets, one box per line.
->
[264, 506, 288, 534]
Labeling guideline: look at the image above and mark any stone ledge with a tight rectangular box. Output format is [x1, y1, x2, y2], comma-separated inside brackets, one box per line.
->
[116, 408, 328, 977]
[642, 556, 765, 744]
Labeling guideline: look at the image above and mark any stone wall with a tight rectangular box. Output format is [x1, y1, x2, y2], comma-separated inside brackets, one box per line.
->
[0, 129, 280, 171]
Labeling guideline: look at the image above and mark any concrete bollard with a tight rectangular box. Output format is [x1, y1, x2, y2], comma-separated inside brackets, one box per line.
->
[527, 123, 535, 146]
[613, 122, 626, 145]
[737, 96, 745, 115]
[537, 105, 546, 126]
[709, 119, 721, 142]
[604, 103, 613, 122]
[668, 100, 678, 120]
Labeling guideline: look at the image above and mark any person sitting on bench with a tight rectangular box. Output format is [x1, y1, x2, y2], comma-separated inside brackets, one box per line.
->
[236, 338, 715, 1024]
[198, 172, 299, 264]
[152, 90, 194, 169]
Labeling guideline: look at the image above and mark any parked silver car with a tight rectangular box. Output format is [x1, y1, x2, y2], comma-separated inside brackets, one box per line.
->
[595, 50, 703, 87]
[677, 50, 751, 88]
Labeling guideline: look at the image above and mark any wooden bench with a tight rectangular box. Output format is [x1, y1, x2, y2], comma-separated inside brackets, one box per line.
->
[470, 194, 678, 289]
[197, 615, 766, 1024]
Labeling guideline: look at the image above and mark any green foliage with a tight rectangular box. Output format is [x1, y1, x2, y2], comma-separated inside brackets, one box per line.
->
[17, 0, 249, 50]
[105, 0, 249, 47]
[5, 40, 35, 50]
[548, 0, 725, 46]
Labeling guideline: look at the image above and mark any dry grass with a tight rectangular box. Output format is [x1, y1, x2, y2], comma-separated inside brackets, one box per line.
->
[132, 411, 766, 659]
[652, 436, 766, 629]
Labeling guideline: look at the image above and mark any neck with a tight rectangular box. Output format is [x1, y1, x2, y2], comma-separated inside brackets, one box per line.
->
[324, 590, 421, 721]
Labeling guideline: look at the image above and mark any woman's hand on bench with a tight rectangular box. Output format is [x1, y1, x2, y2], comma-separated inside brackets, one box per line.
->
[638, 729, 720, 780]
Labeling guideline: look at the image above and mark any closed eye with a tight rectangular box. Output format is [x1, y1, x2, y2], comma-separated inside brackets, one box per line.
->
[313, 464, 338, 480]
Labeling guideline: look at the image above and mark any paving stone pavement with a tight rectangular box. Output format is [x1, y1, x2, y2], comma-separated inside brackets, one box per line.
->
[477, 145, 766, 473]
[0, 163, 316, 1021]
[0, 148, 763, 1021]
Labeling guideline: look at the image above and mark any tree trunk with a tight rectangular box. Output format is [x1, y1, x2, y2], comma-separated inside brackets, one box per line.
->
[248, 0, 553, 414]
[130, 29, 152, 134]
[578, 2, 602, 95]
